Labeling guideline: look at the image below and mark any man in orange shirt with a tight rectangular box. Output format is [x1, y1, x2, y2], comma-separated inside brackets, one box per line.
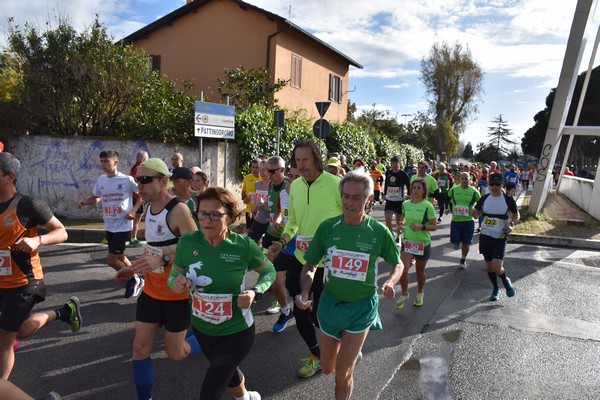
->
[368, 161, 384, 213]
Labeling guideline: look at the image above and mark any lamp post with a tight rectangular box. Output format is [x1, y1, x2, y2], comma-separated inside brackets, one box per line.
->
[401, 113, 412, 125]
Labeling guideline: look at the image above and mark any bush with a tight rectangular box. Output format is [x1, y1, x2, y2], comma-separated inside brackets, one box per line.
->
[325, 122, 376, 165]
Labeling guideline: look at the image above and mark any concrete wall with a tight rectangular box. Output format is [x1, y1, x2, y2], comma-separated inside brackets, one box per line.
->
[559, 175, 600, 220]
[10, 135, 240, 219]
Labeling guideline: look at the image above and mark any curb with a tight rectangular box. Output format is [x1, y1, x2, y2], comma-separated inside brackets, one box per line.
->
[510, 233, 600, 251]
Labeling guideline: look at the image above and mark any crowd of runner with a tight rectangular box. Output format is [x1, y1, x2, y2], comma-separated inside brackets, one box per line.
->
[1, 142, 528, 400]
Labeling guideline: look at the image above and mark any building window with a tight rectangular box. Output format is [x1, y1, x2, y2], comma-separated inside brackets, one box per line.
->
[291, 55, 302, 89]
[329, 74, 342, 103]
[148, 55, 161, 72]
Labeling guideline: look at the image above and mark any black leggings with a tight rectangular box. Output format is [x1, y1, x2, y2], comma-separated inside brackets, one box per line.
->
[285, 258, 324, 351]
[193, 324, 255, 400]
[438, 193, 450, 217]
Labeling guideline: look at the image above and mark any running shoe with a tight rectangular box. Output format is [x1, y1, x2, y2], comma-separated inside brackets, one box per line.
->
[503, 278, 516, 297]
[394, 293, 409, 309]
[272, 311, 295, 332]
[266, 300, 281, 314]
[458, 260, 468, 270]
[39, 392, 62, 400]
[66, 297, 82, 333]
[413, 292, 424, 307]
[490, 287, 500, 301]
[297, 356, 321, 378]
[247, 391, 261, 400]
[128, 238, 144, 247]
[437, 217, 442, 222]
[476, 227, 481, 233]
[124, 274, 145, 299]
[13, 339, 19, 351]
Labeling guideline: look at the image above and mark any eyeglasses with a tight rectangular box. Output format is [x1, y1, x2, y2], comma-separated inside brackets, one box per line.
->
[196, 211, 227, 221]
[135, 175, 163, 184]
[489, 182, 502, 187]
[267, 168, 282, 174]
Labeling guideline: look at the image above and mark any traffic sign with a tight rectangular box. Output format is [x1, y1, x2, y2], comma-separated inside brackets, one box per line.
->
[313, 119, 330, 139]
[315, 102, 331, 118]
[194, 101, 235, 139]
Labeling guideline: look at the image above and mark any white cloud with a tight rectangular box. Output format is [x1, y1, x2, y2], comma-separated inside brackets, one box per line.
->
[383, 83, 410, 89]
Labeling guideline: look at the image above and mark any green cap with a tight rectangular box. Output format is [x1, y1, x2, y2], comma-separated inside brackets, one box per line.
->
[140, 158, 172, 177]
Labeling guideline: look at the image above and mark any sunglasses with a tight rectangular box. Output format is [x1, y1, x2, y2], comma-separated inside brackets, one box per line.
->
[135, 175, 163, 184]
[196, 211, 227, 221]
[267, 168, 283, 174]
[489, 182, 502, 187]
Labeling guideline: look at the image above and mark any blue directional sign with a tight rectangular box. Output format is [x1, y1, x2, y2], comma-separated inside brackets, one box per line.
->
[194, 101, 235, 139]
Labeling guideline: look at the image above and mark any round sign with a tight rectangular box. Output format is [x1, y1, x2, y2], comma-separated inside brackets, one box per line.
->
[313, 119, 330, 139]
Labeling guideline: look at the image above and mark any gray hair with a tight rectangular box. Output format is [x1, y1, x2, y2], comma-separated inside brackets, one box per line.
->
[267, 156, 285, 169]
[136, 150, 149, 162]
[340, 170, 373, 199]
[0, 153, 21, 178]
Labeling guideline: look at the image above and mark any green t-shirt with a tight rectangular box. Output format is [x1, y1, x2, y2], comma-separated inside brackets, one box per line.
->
[173, 230, 265, 336]
[266, 179, 287, 237]
[410, 174, 439, 204]
[304, 215, 400, 303]
[447, 185, 481, 222]
[401, 200, 436, 246]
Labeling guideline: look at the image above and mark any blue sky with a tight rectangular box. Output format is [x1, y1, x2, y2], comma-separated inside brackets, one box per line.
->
[2, 0, 599, 152]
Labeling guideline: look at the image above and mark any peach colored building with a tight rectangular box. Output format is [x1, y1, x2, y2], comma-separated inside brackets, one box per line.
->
[123, 0, 362, 123]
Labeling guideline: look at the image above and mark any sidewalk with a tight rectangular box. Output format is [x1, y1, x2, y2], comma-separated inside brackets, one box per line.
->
[510, 189, 600, 250]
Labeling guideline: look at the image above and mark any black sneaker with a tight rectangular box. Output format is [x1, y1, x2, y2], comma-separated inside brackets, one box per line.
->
[39, 392, 61, 400]
[65, 297, 82, 333]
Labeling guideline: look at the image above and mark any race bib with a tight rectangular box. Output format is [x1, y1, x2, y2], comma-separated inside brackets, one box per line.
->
[330, 249, 369, 282]
[192, 292, 233, 324]
[437, 179, 447, 187]
[509, 177, 517, 183]
[247, 192, 256, 203]
[482, 217, 499, 228]
[104, 205, 123, 219]
[454, 205, 470, 217]
[296, 235, 313, 252]
[386, 187, 401, 200]
[255, 190, 268, 204]
[144, 244, 164, 274]
[281, 208, 289, 224]
[0, 250, 12, 276]
[404, 240, 424, 256]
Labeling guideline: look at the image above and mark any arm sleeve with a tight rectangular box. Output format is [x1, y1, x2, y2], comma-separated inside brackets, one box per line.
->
[248, 239, 275, 293]
[19, 197, 55, 229]
[282, 188, 298, 239]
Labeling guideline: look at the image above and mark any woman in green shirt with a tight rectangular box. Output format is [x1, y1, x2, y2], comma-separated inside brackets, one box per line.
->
[169, 187, 275, 400]
[395, 179, 437, 309]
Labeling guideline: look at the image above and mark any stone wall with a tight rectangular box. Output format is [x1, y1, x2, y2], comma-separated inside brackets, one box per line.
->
[10, 135, 240, 219]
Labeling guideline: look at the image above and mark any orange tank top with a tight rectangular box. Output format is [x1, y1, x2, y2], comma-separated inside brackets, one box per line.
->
[0, 193, 43, 288]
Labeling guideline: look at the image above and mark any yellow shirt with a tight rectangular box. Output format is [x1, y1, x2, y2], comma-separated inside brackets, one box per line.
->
[242, 173, 262, 213]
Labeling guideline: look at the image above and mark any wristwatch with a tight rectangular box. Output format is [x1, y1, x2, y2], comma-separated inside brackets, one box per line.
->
[251, 288, 262, 301]
[162, 254, 171, 266]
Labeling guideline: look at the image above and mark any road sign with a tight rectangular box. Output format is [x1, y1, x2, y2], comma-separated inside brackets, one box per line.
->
[274, 110, 285, 127]
[315, 102, 331, 118]
[313, 119, 330, 139]
[195, 125, 235, 140]
[194, 101, 235, 139]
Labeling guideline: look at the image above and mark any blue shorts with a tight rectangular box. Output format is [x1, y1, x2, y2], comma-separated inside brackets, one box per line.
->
[479, 234, 507, 261]
[450, 220, 475, 246]
[317, 290, 381, 340]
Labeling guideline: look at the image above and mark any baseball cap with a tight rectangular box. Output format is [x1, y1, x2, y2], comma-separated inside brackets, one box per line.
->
[489, 173, 504, 185]
[140, 158, 171, 177]
[171, 167, 193, 180]
[327, 157, 340, 167]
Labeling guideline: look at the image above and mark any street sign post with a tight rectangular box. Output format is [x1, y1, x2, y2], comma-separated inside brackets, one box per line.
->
[194, 101, 235, 139]
[314, 102, 331, 153]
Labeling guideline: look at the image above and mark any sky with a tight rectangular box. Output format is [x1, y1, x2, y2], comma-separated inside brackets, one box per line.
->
[2, 0, 599, 152]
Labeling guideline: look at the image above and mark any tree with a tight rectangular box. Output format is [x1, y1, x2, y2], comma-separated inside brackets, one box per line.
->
[216, 66, 288, 112]
[461, 142, 473, 160]
[420, 41, 484, 156]
[7, 16, 151, 136]
[486, 114, 516, 160]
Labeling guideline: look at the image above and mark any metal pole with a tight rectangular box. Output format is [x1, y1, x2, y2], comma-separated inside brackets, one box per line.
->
[224, 96, 229, 188]
[318, 119, 323, 154]
[276, 126, 281, 157]
[199, 92, 204, 170]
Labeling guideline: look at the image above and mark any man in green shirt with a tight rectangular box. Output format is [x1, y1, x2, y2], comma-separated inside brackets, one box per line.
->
[410, 161, 439, 204]
[296, 170, 403, 400]
[268, 139, 342, 378]
[446, 172, 481, 269]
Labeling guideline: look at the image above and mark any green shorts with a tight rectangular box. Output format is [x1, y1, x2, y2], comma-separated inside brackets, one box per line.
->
[317, 290, 382, 340]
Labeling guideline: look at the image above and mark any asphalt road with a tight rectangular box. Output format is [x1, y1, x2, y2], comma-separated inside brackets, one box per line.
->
[11, 204, 600, 399]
